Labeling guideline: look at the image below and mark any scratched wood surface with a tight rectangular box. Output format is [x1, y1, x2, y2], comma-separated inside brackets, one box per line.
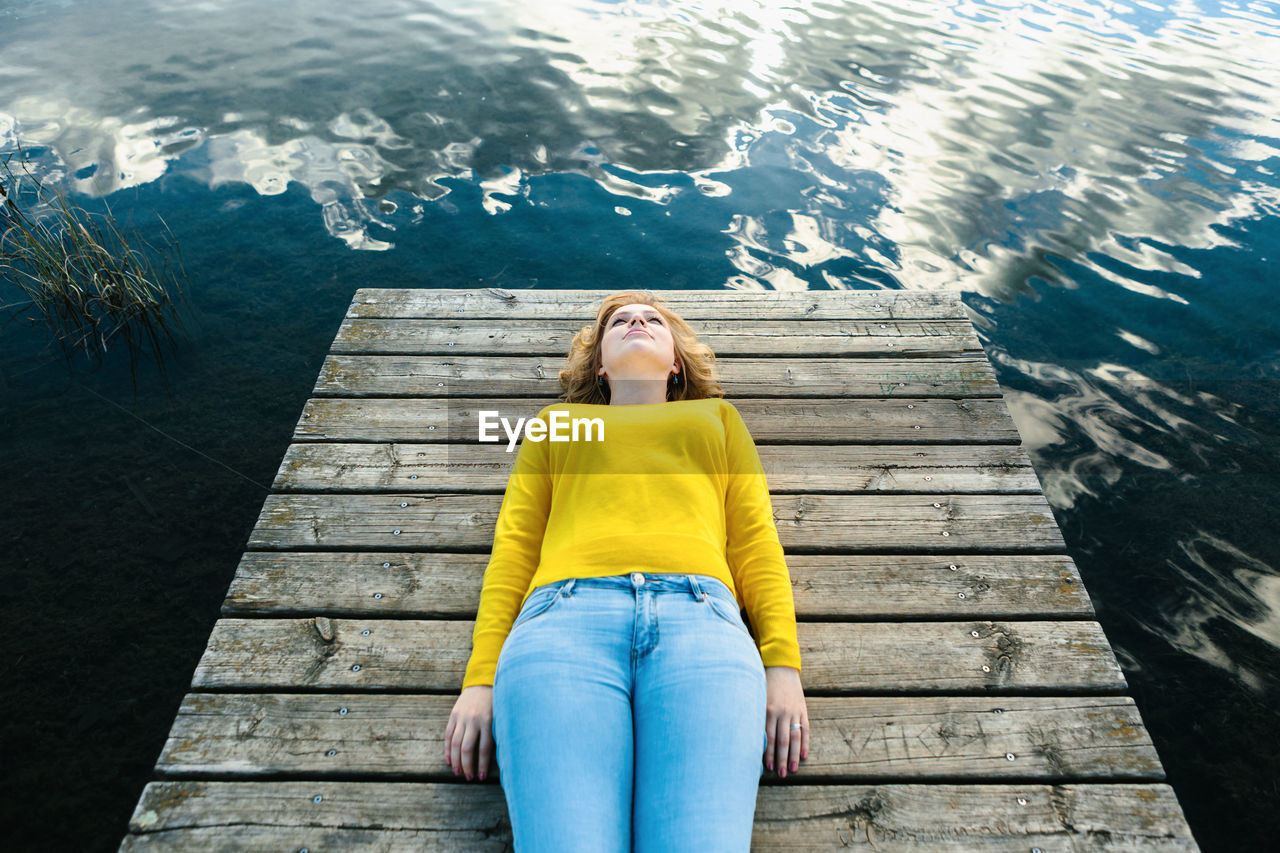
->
[123, 781, 1196, 852]
[188, 620, 1124, 692]
[225, 553, 1089, 619]
[119, 288, 1199, 850]
[295, 396, 1023, 442]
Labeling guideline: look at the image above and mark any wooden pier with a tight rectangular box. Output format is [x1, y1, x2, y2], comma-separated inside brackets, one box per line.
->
[120, 288, 1199, 850]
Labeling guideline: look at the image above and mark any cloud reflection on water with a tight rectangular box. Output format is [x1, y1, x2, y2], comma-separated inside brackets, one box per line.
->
[3, 1, 1278, 277]
[1143, 531, 1280, 693]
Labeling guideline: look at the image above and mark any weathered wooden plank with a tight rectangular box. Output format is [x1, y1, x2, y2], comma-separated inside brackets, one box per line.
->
[273, 443, 1041, 493]
[348, 287, 969, 321]
[225, 553, 1092, 619]
[245, 493, 1065, 551]
[190, 620, 1122, 692]
[155, 694, 1153, 779]
[122, 781, 1197, 851]
[313, 355, 1001, 398]
[294, 396, 1022, 443]
[332, 317, 982, 356]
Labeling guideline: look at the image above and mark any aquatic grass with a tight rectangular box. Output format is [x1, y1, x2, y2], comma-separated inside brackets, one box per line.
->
[0, 146, 192, 383]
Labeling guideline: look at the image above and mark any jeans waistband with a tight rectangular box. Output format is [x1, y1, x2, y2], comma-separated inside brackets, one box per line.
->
[550, 572, 728, 601]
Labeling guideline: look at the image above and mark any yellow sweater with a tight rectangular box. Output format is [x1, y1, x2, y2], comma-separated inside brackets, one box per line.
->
[462, 396, 802, 689]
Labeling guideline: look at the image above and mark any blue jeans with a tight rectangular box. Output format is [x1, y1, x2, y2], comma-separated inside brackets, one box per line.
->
[492, 572, 768, 853]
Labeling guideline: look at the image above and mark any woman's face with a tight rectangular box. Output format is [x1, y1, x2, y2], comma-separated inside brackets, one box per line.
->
[598, 302, 680, 383]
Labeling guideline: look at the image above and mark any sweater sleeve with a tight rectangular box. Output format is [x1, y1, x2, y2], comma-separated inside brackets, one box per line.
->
[722, 401, 802, 673]
[461, 415, 553, 689]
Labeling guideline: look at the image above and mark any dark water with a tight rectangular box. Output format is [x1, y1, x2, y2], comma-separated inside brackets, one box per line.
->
[3, 0, 1279, 848]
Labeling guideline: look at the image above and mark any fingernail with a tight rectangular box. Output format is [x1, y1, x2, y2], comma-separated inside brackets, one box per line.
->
[466, 773, 472, 781]
[791, 761, 798, 771]
[479, 772, 486, 780]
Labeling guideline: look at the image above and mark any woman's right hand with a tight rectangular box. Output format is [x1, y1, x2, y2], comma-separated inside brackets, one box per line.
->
[444, 685, 495, 781]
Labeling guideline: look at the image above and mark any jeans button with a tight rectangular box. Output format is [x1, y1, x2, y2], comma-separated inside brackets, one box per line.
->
[631, 572, 644, 585]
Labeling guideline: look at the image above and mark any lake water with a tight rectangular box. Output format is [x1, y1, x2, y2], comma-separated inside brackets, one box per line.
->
[3, 0, 1279, 849]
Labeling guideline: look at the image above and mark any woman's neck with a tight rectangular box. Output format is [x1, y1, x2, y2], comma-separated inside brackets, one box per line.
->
[607, 378, 670, 406]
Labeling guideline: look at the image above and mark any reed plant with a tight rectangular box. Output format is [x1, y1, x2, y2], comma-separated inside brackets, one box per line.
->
[0, 146, 191, 380]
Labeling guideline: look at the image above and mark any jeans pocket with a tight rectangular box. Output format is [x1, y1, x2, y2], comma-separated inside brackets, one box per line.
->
[510, 585, 564, 631]
[704, 589, 751, 637]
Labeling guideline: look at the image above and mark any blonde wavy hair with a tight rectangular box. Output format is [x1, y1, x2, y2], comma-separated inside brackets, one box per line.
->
[558, 291, 724, 404]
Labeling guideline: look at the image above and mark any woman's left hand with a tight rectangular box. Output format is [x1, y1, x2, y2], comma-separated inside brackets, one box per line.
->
[763, 665, 808, 778]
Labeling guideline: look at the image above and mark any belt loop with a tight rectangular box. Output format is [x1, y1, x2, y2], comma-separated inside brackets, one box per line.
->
[561, 577, 576, 597]
[686, 574, 705, 601]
